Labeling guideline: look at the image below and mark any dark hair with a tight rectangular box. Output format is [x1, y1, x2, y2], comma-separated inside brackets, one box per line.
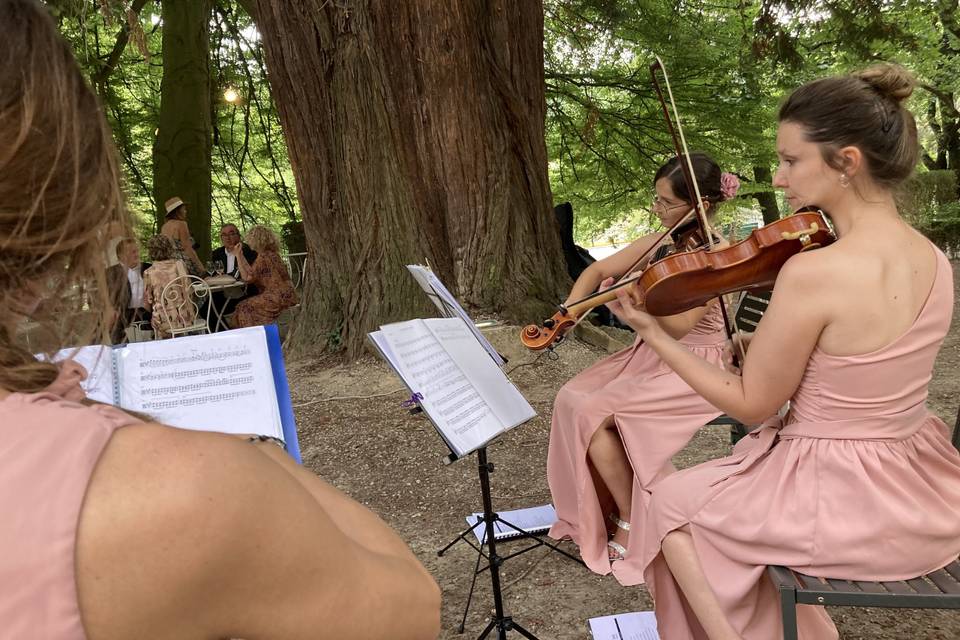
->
[778, 63, 918, 188]
[146, 234, 177, 262]
[654, 153, 724, 205]
[0, 0, 128, 392]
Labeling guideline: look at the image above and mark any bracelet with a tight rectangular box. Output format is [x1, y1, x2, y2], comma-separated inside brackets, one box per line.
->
[247, 434, 287, 450]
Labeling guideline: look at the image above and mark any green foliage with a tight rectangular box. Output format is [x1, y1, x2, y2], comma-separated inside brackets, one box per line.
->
[543, 0, 960, 245]
[46, 0, 299, 253]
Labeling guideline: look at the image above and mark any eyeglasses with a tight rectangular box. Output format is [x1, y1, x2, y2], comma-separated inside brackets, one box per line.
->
[651, 197, 689, 213]
[220, 230, 240, 237]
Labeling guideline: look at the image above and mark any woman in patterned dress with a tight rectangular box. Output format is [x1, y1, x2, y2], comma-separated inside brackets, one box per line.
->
[229, 225, 299, 328]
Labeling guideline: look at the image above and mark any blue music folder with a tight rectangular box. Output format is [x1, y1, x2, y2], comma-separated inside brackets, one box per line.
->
[50, 325, 301, 462]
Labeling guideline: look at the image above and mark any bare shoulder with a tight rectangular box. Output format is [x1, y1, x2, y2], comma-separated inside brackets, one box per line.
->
[76, 424, 438, 640]
[76, 424, 318, 639]
[774, 244, 844, 296]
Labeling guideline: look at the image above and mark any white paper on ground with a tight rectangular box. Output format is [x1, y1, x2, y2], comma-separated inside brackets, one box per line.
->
[588, 611, 659, 640]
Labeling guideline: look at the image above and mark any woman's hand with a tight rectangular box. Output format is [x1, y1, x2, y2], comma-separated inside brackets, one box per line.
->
[601, 277, 661, 337]
[722, 332, 753, 375]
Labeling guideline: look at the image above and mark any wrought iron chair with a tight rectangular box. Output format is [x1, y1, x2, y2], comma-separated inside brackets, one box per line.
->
[769, 406, 960, 639]
[155, 274, 212, 339]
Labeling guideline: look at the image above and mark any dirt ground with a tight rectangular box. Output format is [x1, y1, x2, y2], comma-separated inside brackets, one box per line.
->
[285, 262, 960, 640]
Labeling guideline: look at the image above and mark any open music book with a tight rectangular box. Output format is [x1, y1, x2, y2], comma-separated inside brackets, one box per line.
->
[406, 264, 505, 367]
[368, 317, 535, 458]
[50, 325, 300, 461]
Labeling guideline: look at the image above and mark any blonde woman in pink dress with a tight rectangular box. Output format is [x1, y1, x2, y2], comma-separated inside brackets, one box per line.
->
[0, 2, 440, 639]
[609, 64, 960, 639]
[547, 153, 741, 583]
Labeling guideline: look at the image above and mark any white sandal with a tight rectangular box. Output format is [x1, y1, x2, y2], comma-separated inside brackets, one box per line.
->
[607, 514, 631, 561]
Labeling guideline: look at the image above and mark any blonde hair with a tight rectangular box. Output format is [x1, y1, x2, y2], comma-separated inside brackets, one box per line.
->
[0, 0, 129, 392]
[245, 226, 281, 254]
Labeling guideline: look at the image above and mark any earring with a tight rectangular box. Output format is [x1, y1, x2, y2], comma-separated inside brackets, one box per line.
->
[839, 173, 850, 188]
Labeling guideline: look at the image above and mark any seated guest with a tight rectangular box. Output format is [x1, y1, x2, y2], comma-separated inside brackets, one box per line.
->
[0, 4, 441, 637]
[229, 225, 298, 329]
[106, 237, 151, 344]
[209, 223, 258, 330]
[211, 223, 257, 279]
[142, 235, 196, 338]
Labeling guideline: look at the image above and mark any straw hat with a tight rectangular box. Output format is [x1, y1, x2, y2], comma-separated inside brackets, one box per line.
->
[164, 196, 184, 214]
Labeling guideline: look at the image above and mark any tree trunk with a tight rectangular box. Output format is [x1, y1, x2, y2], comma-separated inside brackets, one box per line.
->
[752, 165, 780, 224]
[254, 0, 568, 358]
[153, 0, 213, 259]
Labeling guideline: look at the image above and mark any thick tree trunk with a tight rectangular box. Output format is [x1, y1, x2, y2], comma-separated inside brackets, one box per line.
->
[255, 0, 568, 358]
[752, 165, 780, 224]
[153, 0, 213, 259]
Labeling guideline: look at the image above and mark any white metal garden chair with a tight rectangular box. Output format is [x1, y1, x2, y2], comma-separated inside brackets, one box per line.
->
[155, 274, 212, 339]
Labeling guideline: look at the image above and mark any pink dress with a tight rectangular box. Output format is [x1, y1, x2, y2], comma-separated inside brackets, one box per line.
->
[0, 364, 140, 640]
[642, 247, 960, 639]
[547, 302, 727, 584]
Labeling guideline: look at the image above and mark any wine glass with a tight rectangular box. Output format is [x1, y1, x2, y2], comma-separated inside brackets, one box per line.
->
[205, 260, 216, 277]
[213, 260, 225, 276]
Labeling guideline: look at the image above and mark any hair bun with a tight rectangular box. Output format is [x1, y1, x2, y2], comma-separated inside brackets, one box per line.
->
[855, 63, 915, 103]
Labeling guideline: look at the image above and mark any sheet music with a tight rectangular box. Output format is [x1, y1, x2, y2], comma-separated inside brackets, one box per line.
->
[114, 327, 283, 438]
[423, 318, 534, 430]
[48, 345, 115, 405]
[406, 264, 505, 367]
[588, 612, 660, 640]
[378, 318, 504, 456]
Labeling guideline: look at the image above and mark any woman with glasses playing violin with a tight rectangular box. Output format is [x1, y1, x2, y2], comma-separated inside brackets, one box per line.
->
[547, 152, 741, 584]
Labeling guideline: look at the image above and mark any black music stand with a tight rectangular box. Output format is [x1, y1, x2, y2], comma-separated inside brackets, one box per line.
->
[434, 442, 583, 638]
[396, 265, 584, 638]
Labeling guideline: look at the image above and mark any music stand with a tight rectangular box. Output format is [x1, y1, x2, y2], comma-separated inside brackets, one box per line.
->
[402, 265, 584, 638]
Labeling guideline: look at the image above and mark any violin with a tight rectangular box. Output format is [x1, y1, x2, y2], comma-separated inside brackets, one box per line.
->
[519, 207, 835, 351]
[641, 207, 834, 316]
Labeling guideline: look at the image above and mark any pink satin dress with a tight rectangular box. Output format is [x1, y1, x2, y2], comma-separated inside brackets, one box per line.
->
[641, 246, 960, 639]
[0, 362, 140, 640]
[547, 302, 727, 584]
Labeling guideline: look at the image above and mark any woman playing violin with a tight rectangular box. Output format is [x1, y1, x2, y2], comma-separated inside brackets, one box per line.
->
[612, 64, 960, 640]
[547, 153, 740, 582]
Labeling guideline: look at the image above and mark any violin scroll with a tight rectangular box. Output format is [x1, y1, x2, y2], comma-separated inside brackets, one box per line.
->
[520, 308, 578, 351]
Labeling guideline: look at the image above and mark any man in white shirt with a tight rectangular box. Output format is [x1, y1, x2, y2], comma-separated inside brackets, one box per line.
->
[107, 238, 151, 344]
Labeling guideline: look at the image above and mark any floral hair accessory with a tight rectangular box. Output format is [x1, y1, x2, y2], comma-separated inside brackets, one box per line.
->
[720, 172, 740, 201]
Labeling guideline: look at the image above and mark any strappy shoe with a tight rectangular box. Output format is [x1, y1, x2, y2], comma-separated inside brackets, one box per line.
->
[607, 513, 631, 561]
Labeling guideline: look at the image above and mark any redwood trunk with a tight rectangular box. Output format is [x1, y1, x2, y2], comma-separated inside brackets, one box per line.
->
[254, 0, 568, 357]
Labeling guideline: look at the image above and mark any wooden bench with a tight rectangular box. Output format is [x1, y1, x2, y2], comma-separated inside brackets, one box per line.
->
[769, 406, 960, 638]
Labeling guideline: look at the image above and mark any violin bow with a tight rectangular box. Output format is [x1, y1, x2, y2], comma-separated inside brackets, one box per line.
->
[649, 57, 747, 365]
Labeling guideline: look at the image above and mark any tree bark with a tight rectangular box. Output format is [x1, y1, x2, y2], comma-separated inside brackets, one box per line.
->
[752, 165, 780, 224]
[254, 0, 568, 357]
[153, 0, 213, 258]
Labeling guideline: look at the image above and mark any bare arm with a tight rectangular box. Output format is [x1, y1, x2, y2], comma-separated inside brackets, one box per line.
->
[599, 275, 713, 340]
[563, 233, 661, 305]
[77, 424, 441, 640]
[232, 244, 254, 282]
[609, 254, 827, 424]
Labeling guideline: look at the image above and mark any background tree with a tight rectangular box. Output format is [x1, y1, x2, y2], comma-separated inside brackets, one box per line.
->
[252, 0, 569, 357]
[152, 0, 214, 259]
